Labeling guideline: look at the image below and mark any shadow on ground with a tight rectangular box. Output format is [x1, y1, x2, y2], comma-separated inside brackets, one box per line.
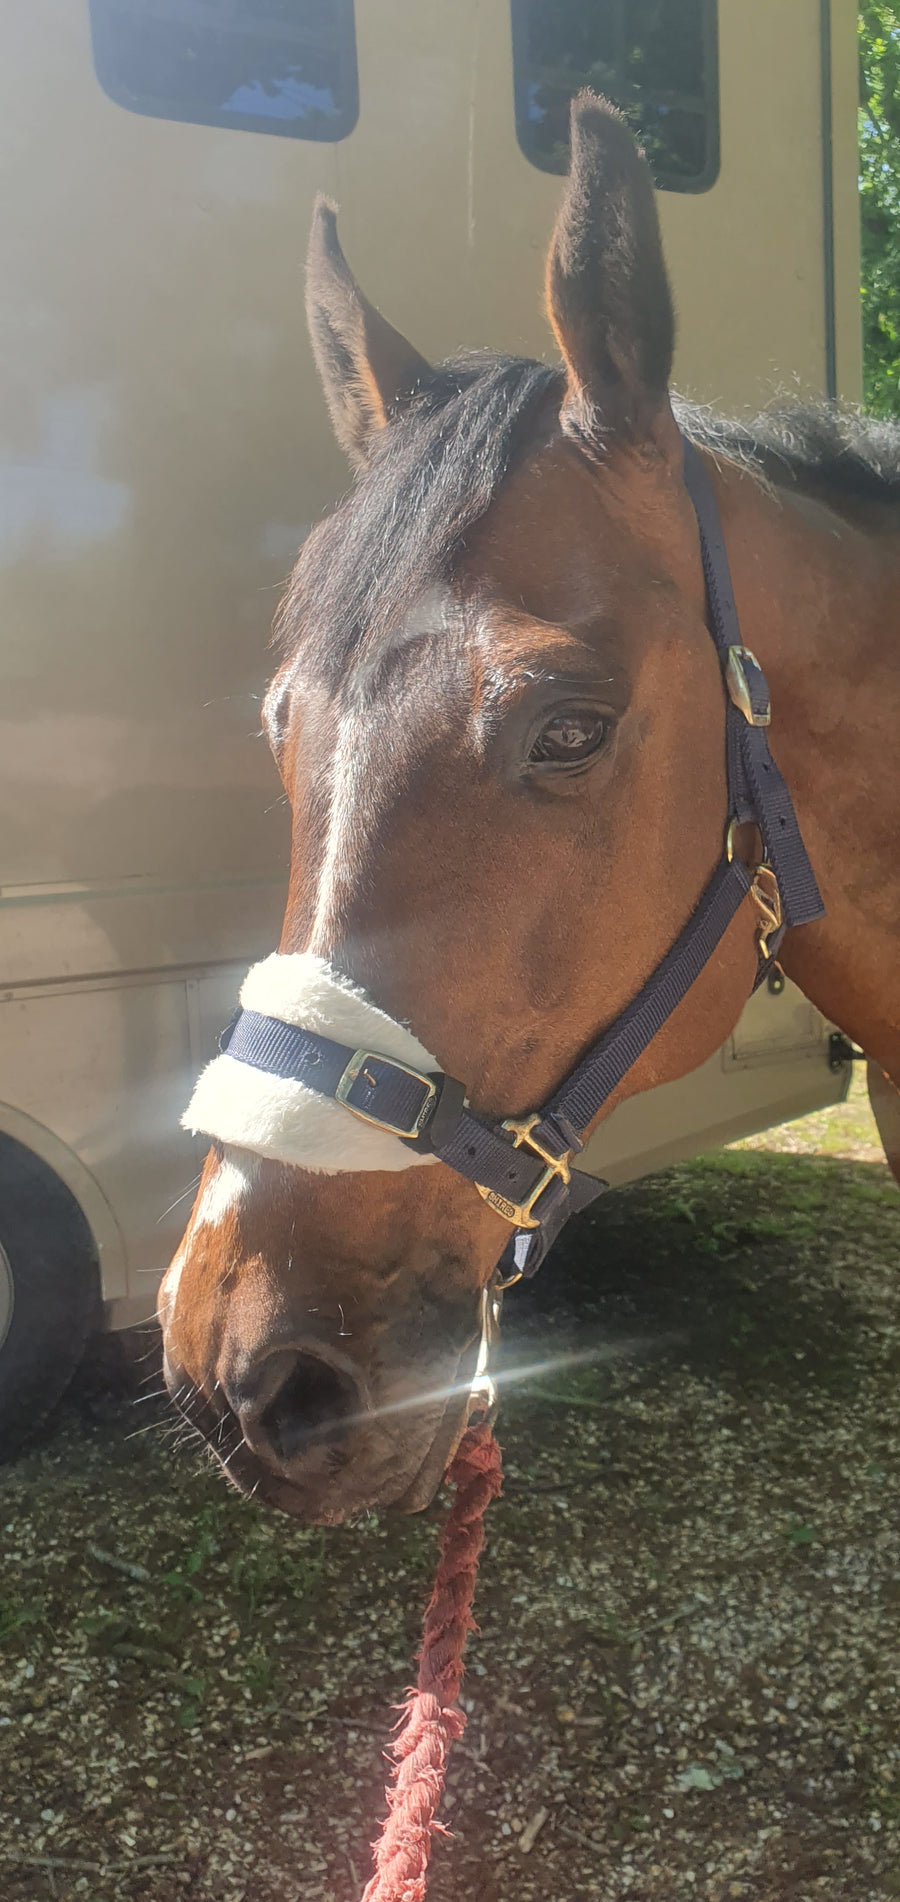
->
[502, 1149, 898, 1404]
[2, 1136, 900, 1902]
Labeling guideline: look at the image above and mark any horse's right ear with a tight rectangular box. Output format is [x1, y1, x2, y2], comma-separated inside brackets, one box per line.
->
[545, 93, 675, 450]
[306, 199, 434, 467]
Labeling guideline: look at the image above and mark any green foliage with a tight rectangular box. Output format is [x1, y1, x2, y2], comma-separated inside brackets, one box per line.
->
[228, 1526, 325, 1626]
[176, 1673, 207, 1729]
[784, 1519, 818, 1547]
[860, 5, 900, 413]
[0, 1594, 44, 1644]
[161, 1503, 223, 1602]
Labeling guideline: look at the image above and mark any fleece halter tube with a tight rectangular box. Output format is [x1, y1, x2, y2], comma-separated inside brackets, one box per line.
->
[184, 438, 825, 1280]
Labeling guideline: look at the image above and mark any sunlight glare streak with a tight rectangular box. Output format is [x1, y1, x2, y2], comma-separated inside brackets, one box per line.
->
[342, 1335, 680, 1430]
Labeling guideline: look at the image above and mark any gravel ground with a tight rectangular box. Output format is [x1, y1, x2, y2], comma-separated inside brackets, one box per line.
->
[2, 1072, 900, 1902]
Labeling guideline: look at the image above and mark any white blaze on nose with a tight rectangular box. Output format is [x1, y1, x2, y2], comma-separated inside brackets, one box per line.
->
[309, 709, 366, 952]
[307, 587, 456, 952]
[158, 1243, 186, 1325]
[192, 1146, 260, 1229]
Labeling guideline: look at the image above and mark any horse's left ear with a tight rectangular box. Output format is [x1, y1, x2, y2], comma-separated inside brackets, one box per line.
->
[546, 93, 676, 450]
[306, 198, 434, 467]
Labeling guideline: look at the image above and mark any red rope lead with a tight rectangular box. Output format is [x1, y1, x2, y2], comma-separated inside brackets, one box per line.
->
[360, 1421, 503, 1902]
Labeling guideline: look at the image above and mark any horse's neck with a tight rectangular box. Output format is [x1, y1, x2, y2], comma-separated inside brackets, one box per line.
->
[713, 458, 900, 1080]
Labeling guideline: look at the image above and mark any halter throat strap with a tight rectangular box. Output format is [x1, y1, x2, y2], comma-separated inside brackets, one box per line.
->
[202, 437, 825, 1279]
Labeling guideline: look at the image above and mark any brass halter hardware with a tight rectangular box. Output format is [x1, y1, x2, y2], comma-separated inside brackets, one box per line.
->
[467, 1281, 503, 1421]
[334, 1049, 438, 1139]
[724, 819, 783, 961]
[493, 1264, 524, 1291]
[725, 646, 771, 726]
[476, 1113, 573, 1231]
[749, 863, 783, 960]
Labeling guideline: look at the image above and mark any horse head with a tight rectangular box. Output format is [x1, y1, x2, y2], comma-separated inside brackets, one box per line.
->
[160, 96, 769, 1523]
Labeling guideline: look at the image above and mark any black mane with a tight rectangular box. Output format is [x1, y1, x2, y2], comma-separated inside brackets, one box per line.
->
[277, 355, 900, 691]
[676, 398, 900, 506]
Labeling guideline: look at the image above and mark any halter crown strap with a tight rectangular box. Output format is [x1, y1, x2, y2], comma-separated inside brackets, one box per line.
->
[208, 437, 825, 1279]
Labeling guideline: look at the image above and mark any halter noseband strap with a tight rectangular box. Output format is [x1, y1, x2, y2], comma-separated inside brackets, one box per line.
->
[213, 438, 825, 1281]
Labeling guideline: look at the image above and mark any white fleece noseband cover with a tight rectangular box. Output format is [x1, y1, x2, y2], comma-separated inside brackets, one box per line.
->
[183, 953, 439, 1174]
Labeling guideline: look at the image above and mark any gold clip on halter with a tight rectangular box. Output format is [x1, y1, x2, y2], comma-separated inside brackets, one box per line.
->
[725, 646, 771, 726]
[749, 863, 783, 960]
[476, 1113, 573, 1231]
[467, 1281, 504, 1420]
[725, 820, 783, 959]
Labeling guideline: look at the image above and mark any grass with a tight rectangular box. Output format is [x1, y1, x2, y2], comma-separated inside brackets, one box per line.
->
[734, 1064, 885, 1163]
[0, 1595, 44, 1645]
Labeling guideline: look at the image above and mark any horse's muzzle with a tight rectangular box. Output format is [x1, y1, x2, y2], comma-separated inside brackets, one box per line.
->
[222, 1343, 361, 1464]
[161, 1338, 467, 1523]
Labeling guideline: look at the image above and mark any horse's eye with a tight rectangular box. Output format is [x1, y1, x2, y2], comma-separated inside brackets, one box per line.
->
[528, 709, 609, 768]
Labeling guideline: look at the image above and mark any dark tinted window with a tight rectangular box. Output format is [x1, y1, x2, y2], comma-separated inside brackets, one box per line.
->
[89, 0, 358, 142]
[511, 0, 718, 192]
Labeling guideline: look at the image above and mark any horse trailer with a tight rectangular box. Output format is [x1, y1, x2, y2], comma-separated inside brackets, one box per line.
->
[0, 0, 861, 1439]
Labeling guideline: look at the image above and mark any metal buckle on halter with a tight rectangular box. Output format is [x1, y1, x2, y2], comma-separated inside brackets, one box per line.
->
[725, 646, 771, 726]
[334, 1050, 438, 1139]
[749, 864, 783, 960]
[467, 1281, 503, 1422]
[725, 821, 783, 960]
[475, 1114, 573, 1231]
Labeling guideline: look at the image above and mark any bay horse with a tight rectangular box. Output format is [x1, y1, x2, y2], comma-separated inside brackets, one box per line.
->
[160, 95, 900, 1526]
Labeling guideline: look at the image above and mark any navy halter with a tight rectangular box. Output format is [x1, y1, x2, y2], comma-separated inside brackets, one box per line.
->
[219, 439, 825, 1281]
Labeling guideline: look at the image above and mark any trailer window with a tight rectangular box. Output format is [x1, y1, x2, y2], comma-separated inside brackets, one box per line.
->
[511, 0, 718, 192]
[89, 0, 358, 142]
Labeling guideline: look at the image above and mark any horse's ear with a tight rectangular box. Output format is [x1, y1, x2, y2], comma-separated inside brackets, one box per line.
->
[545, 93, 675, 448]
[306, 198, 434, 467]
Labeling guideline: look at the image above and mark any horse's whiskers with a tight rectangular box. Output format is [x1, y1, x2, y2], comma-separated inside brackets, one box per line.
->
[155, 1175, 203, 1225]
[125, 1415, 181, 1443]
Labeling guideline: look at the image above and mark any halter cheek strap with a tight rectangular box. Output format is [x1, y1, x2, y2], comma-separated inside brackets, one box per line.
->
[683, 440, 825, 934]
[185, 437, 825, 1281]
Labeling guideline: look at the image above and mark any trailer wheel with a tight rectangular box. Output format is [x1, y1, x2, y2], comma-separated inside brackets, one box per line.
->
[0, 1135, 100, 1456]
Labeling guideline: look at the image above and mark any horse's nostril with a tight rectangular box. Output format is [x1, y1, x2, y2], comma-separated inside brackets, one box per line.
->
[257, 1352, 358, 1462]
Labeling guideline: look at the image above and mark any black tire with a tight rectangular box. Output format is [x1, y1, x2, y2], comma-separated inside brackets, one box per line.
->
[0, 1134, 101, 1457]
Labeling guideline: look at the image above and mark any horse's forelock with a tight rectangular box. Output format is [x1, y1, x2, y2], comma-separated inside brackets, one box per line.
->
[274, 355, 562, 698]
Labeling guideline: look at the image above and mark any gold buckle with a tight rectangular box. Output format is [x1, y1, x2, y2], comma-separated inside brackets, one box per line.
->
[467, 1283, 503, 1423]
[749, 864, 783, 960]
[725, 821, 783, 959]
[475, 1114, 572, 1230]
[493, 1264, 524, 1291]
[725, 646, 771, 727]
[334, 1050, 438, 1139]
